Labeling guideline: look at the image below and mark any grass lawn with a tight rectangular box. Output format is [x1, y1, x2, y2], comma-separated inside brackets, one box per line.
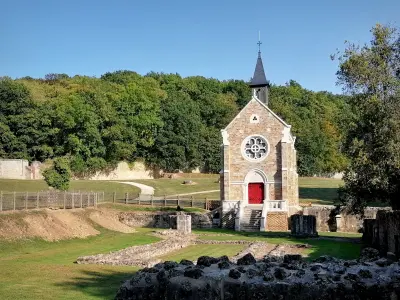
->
[160, 244, 246, 262]
[133, 177, 219, 197]
[0, 223, 362, 299]
[0, 179, 140, 195]
[0, 228, 158, 300]
[298, 177, 342, 205]
[0, 177, 387, 206]
[135, 176, 343, 204]
[180, 191, 220, 200]
[193, 229, 361, 260]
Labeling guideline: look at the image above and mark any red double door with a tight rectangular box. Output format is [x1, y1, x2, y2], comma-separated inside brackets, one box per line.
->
[248, 183, 264, 204]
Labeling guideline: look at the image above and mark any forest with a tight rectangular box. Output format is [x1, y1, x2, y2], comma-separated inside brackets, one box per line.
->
[0, 70, 351, 178]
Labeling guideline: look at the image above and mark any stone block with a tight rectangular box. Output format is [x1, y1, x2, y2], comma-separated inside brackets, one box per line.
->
[290, 214, 318, 237]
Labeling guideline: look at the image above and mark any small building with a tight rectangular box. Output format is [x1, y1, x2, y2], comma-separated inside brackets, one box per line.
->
[220, 45, 300, 231]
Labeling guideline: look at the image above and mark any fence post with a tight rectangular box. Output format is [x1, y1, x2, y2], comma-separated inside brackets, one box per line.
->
[63, 191, 66, 209]
[138, 194, 141, 205]
[125, 193, 128, 205]
[13, 192, 16, 211]
[0, 191, 2, 212]
[95, 193, 98, 207]
[177, 195, 180, 207]
[151, 195, 153, 206]
[113, 192, 116, 203]
[80, 193, 83, 208]
[36, 192, 39, 209]
[205, 197, 208, 210]
[164, 195, 166, 207]
[102, 191, 105, 203]
[25, 192, 28, 210]
[191, 196, 193, 207]
[87, 193, 90, 207]
[72, 193, 74, 209]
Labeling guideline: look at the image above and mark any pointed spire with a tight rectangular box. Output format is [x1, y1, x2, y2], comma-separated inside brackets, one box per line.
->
[250, 37, 268, 87]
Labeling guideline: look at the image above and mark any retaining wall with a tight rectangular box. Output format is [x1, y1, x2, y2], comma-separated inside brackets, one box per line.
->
[118, 211, 216, 229]
[303, 205, 389, 233]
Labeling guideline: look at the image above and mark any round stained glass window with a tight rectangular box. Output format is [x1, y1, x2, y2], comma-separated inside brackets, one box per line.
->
[242, 135, 269, 161]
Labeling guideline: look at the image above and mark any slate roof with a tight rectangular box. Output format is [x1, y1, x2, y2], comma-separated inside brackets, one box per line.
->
[249, 52, 268, 87]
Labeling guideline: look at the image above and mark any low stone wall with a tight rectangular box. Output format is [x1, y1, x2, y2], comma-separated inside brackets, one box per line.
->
[115, 248, 400, 300]
[88, 161, 155, 180]
[118, 211, 214, 229]
[76, 230, 196, 267]
[303, 205, 389, 233]
[0, 159, 31, 179]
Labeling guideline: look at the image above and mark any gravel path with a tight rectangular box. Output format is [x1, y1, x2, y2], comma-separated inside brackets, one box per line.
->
[117, 181, 155, 195]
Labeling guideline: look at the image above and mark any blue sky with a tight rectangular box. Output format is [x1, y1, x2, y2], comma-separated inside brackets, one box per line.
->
[1, 0, 399, 93]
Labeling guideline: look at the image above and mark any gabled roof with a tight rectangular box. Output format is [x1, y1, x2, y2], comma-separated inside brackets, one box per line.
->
[224, 95, 291, 131]
[249, 52, 268, 87]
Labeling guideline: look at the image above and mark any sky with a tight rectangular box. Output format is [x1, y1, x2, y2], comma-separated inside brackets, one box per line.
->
[1, 0, 399, 94]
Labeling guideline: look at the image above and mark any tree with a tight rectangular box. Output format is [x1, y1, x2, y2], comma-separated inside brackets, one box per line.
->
[334, 24, 400, 213]
[145, 90, 203, 172]
[42, 157, 72, 190]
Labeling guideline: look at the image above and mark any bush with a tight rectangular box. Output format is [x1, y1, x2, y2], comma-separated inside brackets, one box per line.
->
[42, 157, 71, 190]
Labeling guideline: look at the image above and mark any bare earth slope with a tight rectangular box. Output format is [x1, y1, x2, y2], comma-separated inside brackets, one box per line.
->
[88, 208, 135, 233]
[0, 207, 135, 241]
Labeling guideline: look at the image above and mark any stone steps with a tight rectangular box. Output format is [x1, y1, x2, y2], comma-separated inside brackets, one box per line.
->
[241, 208, 262, 232]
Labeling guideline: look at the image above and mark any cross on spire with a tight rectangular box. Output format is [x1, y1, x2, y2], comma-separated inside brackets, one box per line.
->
[257, 31, 262, 56]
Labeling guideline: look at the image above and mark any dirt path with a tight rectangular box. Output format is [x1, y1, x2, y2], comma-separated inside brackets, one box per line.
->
[117, 181, 155, 195]
[165, 190, 220, 198]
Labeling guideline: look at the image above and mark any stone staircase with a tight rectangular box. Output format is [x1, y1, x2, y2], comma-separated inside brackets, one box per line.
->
[240, 207, 262, 232]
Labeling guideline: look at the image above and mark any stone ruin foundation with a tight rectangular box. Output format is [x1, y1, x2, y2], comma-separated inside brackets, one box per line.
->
[115, 248, 400, 300]
[290, 214, 318, 238]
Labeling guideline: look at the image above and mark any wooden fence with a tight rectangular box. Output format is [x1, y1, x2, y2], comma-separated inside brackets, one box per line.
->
[100, 192, 220, 210]
[0, 191, 102, 212]
[0, 191, 221, 212]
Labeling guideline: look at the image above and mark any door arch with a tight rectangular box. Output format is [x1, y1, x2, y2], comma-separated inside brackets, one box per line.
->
[243, 169, 269, 205]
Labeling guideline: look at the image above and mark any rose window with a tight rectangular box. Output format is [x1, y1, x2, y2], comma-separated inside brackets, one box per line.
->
[243, 136, 268, 160]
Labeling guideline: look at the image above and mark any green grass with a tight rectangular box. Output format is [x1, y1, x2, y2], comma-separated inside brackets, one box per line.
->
[181, 191, 220, 200]
[193, 229, 361, 260]
[160, 244, 246, 262]
[133, 177, 219, 197]
[298, 177, 342, 205]
[0, 222, 362, 299]
[0, 179, 140, 195]
[0, 177, 343, 205]
[0, 228, 159, 300]
[98, 203, 207, 213]
[135, 176, 342, 204]
[318, 231, 362, 238]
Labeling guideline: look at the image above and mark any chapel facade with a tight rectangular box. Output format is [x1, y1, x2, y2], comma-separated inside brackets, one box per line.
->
[220, 47, 300, 232]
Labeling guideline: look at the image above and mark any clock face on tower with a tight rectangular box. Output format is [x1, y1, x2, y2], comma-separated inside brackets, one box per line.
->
[241, 135, 269, 162]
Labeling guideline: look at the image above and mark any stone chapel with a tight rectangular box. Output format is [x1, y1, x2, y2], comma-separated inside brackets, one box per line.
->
[220, 46, 300, 232]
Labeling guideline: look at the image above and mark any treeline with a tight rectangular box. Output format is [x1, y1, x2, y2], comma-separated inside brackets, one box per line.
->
[0, 71, 350, 176]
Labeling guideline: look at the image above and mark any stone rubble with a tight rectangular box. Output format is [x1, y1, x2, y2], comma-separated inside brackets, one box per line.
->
[76, 230, 196, 267]
[115, 248, 400, 300]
